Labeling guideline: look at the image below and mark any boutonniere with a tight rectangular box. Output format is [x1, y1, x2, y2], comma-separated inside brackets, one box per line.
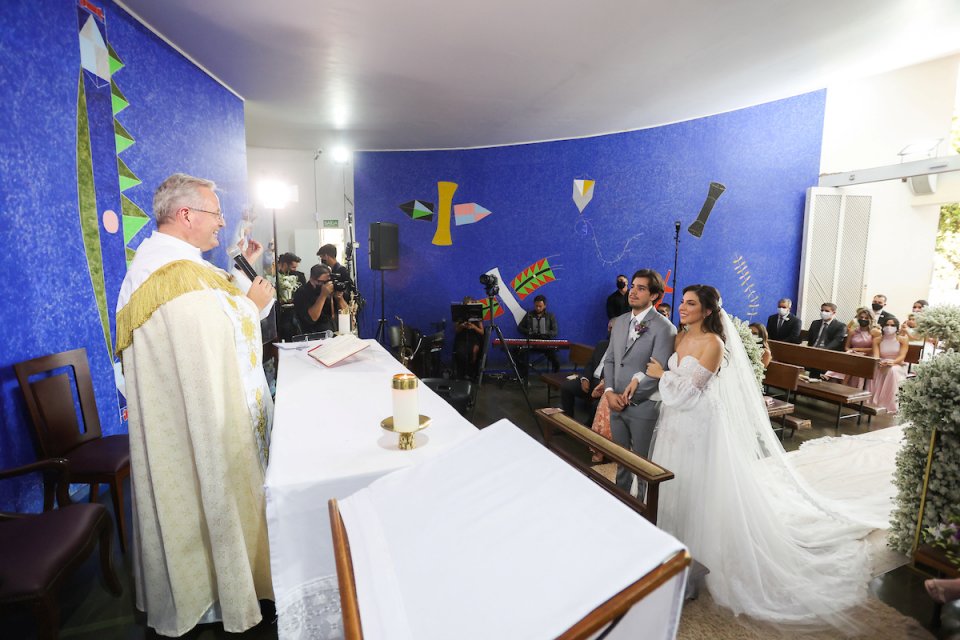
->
[635, 320, 649, 337]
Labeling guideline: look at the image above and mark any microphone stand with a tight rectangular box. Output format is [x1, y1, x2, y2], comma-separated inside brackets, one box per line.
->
[671, 220, 680, 324]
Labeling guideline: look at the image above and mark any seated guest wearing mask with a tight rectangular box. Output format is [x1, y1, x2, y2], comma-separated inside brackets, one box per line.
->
[766, 298, 802, 343]
[517, 294, 560, 377]
[870, 293, 895, 327]
[293, 264, 347, 335]
[871, 317, 908, 413]
[807, 302, 846, 351]
[824, 308, 879, 387]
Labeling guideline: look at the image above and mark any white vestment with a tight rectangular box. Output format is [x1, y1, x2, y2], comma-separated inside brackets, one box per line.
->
[116, 232, 274, 636]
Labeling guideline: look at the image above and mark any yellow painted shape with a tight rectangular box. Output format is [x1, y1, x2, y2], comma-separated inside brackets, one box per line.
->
[432, 181, 458, 246]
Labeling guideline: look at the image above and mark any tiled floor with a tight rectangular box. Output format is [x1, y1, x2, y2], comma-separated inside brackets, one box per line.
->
[5, 366, 958, 639]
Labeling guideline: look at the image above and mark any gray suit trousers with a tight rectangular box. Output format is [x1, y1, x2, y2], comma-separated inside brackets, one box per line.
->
[609, 402, 660, 492]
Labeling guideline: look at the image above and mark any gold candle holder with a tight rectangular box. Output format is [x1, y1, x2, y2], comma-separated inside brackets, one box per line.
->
[380, 414, 431, 449]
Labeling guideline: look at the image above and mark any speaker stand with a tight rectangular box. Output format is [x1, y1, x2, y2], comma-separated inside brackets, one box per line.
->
[374, 270, 388, 345]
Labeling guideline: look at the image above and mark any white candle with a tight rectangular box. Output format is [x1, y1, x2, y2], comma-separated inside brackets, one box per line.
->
[392, 374, 419, 432]
[338, 312, 351, 335]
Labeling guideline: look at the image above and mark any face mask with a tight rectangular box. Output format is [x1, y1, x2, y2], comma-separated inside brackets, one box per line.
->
[821, 311, 833, 321]
[883, 326, 897, 335]
[871, 303, 883, 312]
[857, 318, 870, 328]
[617, 280, 627, 290]
[778, 308, 789, 317]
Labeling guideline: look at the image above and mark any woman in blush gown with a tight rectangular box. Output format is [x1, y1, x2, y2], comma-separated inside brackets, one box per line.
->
[646, 285, 875, 634]
[870, 317, 909, 413]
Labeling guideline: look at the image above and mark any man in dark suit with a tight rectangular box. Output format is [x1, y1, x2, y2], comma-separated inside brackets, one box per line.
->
[560, 339, 609, 422]
[766, 298, 802, 343]
[603, 269, 677, 493]
[806, 302, 846, 351]
[871, 294, 896, 328]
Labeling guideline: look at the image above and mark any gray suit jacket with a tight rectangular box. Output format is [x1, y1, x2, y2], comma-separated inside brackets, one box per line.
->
[603, 309, 677, 415]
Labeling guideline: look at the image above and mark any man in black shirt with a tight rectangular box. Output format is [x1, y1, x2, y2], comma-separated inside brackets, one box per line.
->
[292, 264, 346, 335]
[277, 252, 307, 288]
[317, 243, 352, 301]
[606, 275, 630, 324]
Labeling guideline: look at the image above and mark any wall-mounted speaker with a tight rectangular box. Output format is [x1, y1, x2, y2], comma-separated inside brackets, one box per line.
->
[369, 222, 399, 270]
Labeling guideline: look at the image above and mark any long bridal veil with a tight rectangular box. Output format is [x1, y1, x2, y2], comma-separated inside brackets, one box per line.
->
[694, 311, 876, 632]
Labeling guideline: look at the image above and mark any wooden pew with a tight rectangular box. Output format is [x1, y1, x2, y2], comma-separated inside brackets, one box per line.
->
[535, 408, 673, 525]
[540, 342, 594, 404]
[768, 340, 878, 432]
[762, 361, 802, 440]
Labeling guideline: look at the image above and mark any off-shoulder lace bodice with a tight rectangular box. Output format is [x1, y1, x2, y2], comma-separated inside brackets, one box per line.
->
[659, 353, 716, 409]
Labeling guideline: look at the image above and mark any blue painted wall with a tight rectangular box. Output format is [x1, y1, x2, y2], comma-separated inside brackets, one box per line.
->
[354, 92, 825, 356]
[0, 0, 247, 510]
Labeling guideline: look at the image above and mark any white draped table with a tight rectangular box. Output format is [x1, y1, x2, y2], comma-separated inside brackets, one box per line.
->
[265, 340, 478, 639]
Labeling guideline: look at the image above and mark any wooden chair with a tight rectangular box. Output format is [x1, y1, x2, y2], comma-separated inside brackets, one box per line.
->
[0, 458, 122, 640]
[14, 348, 131, 553]
[535, 408, 674, 525]
[541, 342, 594, 404]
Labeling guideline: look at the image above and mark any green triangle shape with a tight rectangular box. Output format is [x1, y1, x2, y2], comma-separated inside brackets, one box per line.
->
[121, 193, 148, 218]
[126, 246, 136, 268]
[117, 156, 141, 191]
[107, 42, 124, 74]
[123, 214, 150, 246]
[114, 119, 134, 153]
[111, 80, 129, 114]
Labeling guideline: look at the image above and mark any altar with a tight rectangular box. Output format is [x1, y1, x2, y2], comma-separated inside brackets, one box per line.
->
[264, 340, 478, 638]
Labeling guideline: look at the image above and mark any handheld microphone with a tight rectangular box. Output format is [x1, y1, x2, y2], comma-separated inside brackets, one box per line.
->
[228, 248, 259, 281]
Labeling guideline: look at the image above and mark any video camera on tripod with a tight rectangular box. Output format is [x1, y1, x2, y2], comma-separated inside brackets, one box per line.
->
[479, 273, 499, 297]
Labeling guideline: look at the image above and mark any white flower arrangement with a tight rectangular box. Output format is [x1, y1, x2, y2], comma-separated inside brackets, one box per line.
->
[916, 304, 960, 350]
[277, 273, 301, 303]
[888, 349, 960, 553]
[731, 315, 765, 390]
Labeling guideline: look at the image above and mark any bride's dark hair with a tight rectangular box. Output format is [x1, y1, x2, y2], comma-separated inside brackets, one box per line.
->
[682, 284, 725, 342]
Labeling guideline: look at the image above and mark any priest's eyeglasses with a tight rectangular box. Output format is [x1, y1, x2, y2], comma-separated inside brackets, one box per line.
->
[188, 207, 224, 221]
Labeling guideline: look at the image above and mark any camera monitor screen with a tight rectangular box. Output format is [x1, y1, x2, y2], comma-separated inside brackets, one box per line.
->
[451, 303, 484, 325]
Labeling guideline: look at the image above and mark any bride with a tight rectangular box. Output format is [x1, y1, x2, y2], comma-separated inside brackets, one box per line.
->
[645, 285, 875, 633]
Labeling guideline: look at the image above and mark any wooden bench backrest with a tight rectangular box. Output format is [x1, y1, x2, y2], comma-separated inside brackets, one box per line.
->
[768, 340, 879, 379]
[763, 361, 803, 391]
[905, 342, 923, 365]
[568, 343, 594, 369]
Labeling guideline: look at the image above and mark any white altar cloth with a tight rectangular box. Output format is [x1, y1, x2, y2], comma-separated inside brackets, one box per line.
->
[265, 340, 478, 638]
[339, 419, 688, 640]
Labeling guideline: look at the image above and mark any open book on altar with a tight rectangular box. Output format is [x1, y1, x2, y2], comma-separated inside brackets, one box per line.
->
[307, 334, 370, 366]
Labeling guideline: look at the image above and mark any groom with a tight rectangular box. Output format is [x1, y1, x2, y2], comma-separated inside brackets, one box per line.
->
[603, 268, 677, 493]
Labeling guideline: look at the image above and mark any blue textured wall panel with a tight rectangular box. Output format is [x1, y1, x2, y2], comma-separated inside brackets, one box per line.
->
[0, 0, 246, 510]
[355, 92, 825, 356]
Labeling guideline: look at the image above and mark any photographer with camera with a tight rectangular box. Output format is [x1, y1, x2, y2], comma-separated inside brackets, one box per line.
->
[317, 243, 353, 301]
[293, 264, 347, 335]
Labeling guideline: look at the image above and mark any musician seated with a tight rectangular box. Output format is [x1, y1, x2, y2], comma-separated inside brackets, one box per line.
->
[517, 294, 560, 377]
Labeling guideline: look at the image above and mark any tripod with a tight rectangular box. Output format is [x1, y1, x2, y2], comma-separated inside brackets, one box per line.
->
[670, 220, 680, 324]
[471, 312, 539, 435]
[374, 270, 387, 345]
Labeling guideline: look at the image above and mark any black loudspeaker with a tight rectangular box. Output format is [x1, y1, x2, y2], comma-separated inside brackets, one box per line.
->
[369, 222, 399, 270]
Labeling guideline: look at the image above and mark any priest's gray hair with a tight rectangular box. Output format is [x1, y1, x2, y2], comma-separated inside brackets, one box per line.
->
[154, 173, 217, 225]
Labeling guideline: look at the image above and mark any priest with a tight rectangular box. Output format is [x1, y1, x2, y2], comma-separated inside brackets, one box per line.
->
[115, 173, 275, 636]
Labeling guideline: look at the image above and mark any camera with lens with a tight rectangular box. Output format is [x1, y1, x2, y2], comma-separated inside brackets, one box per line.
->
[331, 272, 353, 293]
[479, 273, 499, 296]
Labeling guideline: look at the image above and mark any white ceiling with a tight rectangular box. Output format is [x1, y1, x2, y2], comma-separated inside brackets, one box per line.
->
[118, 0, 960, 152]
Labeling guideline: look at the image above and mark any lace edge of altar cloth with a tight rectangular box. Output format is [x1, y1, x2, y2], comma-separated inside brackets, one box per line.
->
[277, 574, 344, 640]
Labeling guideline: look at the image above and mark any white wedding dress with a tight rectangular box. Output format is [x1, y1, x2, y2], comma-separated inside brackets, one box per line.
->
[651, 312, 875, 633]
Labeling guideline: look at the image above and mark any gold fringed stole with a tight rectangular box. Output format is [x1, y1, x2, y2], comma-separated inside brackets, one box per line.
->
[115, 260, 242, 355]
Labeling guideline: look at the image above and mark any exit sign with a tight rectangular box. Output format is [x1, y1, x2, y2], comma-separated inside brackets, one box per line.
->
[322, 219, 339, 228]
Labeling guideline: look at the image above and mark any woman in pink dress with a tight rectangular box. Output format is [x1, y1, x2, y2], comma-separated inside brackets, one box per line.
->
[870, 317, 909, 413]
[824, 308, 877, 387]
